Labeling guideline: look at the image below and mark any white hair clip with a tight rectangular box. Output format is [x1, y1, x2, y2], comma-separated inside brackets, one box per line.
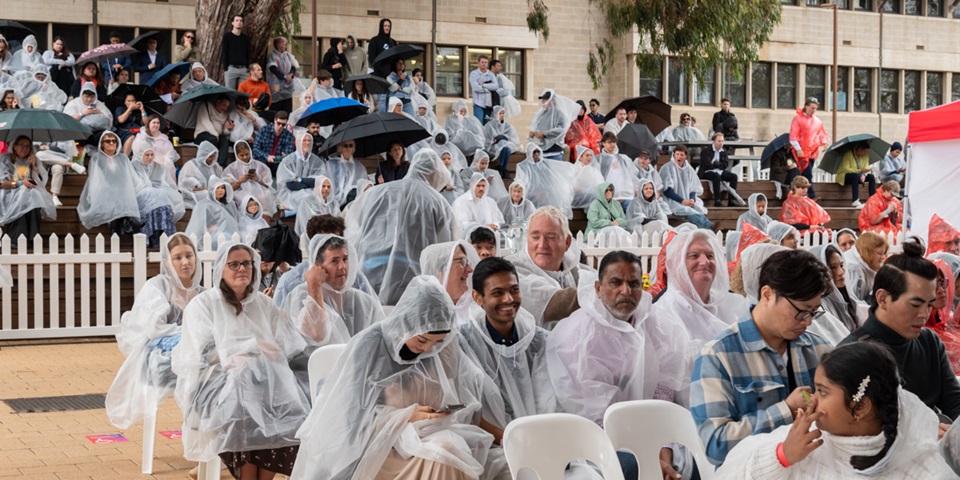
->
[851, 375, 871, 403]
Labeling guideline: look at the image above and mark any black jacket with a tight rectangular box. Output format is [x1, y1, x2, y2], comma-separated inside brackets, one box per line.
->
[367, 19, 398, 78]
[698, 146, 730, 174]
[712, 110, 735, 135]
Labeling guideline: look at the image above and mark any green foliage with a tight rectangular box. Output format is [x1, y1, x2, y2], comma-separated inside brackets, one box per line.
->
[526, 0, 551, 41]
[273, 0, 304, 55]
[587, 39, 616, 91]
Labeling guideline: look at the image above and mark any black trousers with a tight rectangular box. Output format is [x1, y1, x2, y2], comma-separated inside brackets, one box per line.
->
[4, 208, 41, 241]
[194, 132, 233, 168]
[699, 170, 739, 198]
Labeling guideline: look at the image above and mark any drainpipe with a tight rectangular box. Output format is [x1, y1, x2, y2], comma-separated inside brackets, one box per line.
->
[92, 0, 98, 46]
[431, 0, 437, 85]
[878, 0, 888, 137]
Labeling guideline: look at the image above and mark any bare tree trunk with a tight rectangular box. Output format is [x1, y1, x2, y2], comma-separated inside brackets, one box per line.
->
[196, 0, 288, 84]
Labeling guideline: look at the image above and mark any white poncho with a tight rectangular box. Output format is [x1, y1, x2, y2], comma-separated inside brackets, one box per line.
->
[0, 148, 56, 226]
[294, 175, 340, 237]
[526, 88, 579, 152]
[483, 105, 521, 159]
[63, 93, 112, 131]
[844, 246, 878, 303]
[498, 184, 536, 229]
[736, 193, 772, 231]
[221, 140, 277, 216]
[445, 99, 486, 155]
[514, 143, 575, 219]
[277, 133, 327, 210]
[77, 132, 140, 229]
[183, 179, 239, 249]
[597, 147, 640, 202]
[179, 62, 218, 92]
[325, 153, 369, 206]
[626, 180, 669, 231]
[572, 146, 605, 210]
[178, 141, 223, 209]
[131, 142, 185, 221]
[132, 129, 179, 183]
[452, 173, 505, 232]
[659, 157, 707, 216]
[505, 242, 592, 325]
[237, 195, 269, 243]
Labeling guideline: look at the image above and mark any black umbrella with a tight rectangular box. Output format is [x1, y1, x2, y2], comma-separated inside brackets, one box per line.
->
[616, 124, 658, 159]
[319, 112, 430, 158]
[128, 30, 163, 51]
[343, 74, 391, 95]
[164, 84, 249, 128]
[296, 97, 369, 128]
[252, 224, 302, 266]
[604, 96, 672, 136]
[0, 21, 35, 43]
[107, 84, 167, 118]
[760, 133, 791, 170]
[373, 44, 425, 68]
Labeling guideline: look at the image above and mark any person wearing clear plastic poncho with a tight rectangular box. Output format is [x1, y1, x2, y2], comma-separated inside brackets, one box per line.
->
[10, 35, 44, 73]
[766, 221, 800, 249]
[77, 131, 141, 231]
[834, 228, 858, 253]
[278, 132, 326, 211]
[411, 94, 442, 137]
[526, 88, 579, 158]
[172, 242, 308, 477]
[809, 244, 866, 334]
[464, 224, 498, 260]
[184, 179, 240, 250]
[572, 145, 605, 210]
[180, 62, 218, 93]
[438, 147, 466, 204]
[131, 143, 184, 247]
[291, 275, 504, 480]
[633, 149, 670, 214]
[346, 148, 457, 305]
[498, 182, 535, 230]
[843, 232, 888, 303]
[736, 193, 772, 232]
[294, 175, 340, 236]
[131, 114, 179, 182]
[222, 140, 277, 218]
[288, 90, 315, 138]
[659, 146, 712, 230]
[444, 99, 486, 157]
[596, 132, 640, 207]
[64, 83, 112, 141]
[229, 98, 266, 144]
[459, 256, 557, 440]
[515, 143, 575, 219]
[431, 131, 469, 173]
[238, 195, 270, 243]
[505, 206, 593, 326]
[459, 149, 509, 205]
[452, 173, 505, 233]
[626, 179, 670, 234]
[655, 230, 748, 405]
[740, 243, 850, 346]
[13, 65, 67, 110]
[179, 141, 223, 209]
[106, 233, 203, 430]
[325, 140, 369, 207]
[419, 240, 482, 327]
[0, 135, 57, 239]
[482, 106, 520, 178]
[717, 342, 955, 479]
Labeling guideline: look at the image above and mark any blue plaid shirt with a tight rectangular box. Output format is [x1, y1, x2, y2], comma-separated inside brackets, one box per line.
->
[689, 309, 832, 465]
[252, 127, 296, 164]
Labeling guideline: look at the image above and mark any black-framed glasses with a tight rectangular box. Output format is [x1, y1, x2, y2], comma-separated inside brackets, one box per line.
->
[226, 260, 253, 271]
[783, 296, 825, 322]
[450, 257, 469, 269]
[102, 139, 118, 144]
[185, 35, 194, 39]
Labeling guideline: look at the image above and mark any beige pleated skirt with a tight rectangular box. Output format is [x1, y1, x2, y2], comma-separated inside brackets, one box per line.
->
[375, 448, 470, 480]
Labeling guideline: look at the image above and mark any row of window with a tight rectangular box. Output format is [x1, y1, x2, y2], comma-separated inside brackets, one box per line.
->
[11, 22, 187, 68]
[640, 59, 960, 114]
[785, 0, 960, 18]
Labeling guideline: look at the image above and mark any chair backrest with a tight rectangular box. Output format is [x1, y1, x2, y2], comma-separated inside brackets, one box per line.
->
[503, 413, 625, 480]
[603, 400, 714, 480]
[308, 343, 347, 400]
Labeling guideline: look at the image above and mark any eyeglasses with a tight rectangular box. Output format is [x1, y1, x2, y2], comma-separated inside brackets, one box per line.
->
[783, 296, 825, 322]
[450, 257, 469, 269]
[102, 139, 118, 144]
[226, 260, 253, 271]
[275, 120, 287, 126]
[185, 35, 194, 39]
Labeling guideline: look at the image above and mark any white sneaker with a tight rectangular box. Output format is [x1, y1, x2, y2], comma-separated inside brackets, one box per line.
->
[52, 196, 63, 207]
[851, 200, 863, 208]
[69, 162, 86, 174]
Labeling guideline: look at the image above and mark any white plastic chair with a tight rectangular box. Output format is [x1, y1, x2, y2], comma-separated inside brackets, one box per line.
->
[503, 413, 625, 480]
[141, 411, 157, 473]
[308, 344, 347, 400]
[603, 400, 714, 480]
[197, 458, 222, 480]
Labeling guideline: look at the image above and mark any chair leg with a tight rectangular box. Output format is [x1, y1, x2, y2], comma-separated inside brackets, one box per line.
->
[141, 412, 156, 474]
[199, 459, 222, 480]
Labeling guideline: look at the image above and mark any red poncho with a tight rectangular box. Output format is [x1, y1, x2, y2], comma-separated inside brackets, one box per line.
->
[647, 230, 676, 297]
[727, 223, 772, 275]
[781, 193, 831, 234]
[927, 214, 960, 255]
[788, 108, 830, 172]
[927, 259, 960, 375]
[564, 117, 602, 161]
[858, 191, 902, 235]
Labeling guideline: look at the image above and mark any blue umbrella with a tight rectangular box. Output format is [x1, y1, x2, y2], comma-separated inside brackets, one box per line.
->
[296, 97, 369, 128]
[143, 62, 191, 88]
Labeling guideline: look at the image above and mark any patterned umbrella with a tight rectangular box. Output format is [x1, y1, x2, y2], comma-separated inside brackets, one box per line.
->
[75, 44, 138, 69]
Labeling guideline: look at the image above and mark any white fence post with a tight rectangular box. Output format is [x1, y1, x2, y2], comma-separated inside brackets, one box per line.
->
[133, 234, 148, 295]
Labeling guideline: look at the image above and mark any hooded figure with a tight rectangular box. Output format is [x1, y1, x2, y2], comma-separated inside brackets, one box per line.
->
[180, 62, 218, 92]
[237, 195, 270, 242]
[927, 254, 960, 375]
[765, 220, 800, 248]
[626, 179, 669, 233]
[927, 214, 960, 256]
[294, 175, 340, 236]
[290, 275, 501, 480]
[132, 117, 179, 183]
[229, 102, 266, 143]
[418, 240, 483, 328]
[498, 182, 536, 228]
[63, 83, 112, 129]
[659, 151, 707, 217]
[106, 233, 203, 429]
[437, 146, 466, 204]
[326, 142, 370, 206]
[483, 105, 520, 156]
[736, 193, 772, 232]
[342, 34, 368, 78]
[171, 242, 309, 466]
[452, 173, 505, 232]
[10, 35, 43, 72]
[278, 133, 326, 210]
[178, 141, 223, 209]
[572, 145, 605, 210]
[586, 182, 628, 236]
[0, 34, 13, 73]
[411, 93, 442, 136]
[14, 64, 68, 109]
[809, 244, 864, 334]
[597, 144, 640, 203]
[366, 18, 398, 77]
[221, 140, 276, 216]
[184, 178, 240, 250]
[515, 143, 575, 219]
[459, 149, 508, 204]
[345, 148, 457, 305]
[266, 37, 301, 105]
[131, 143, 184, 243]
[77, 132, 141, 229]
[444, 99, 486, 156]
[0, 136, 57, 229]
[526, 88, 580, 155]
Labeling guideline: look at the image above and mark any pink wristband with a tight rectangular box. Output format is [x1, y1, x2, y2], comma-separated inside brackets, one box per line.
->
[776, 442, 792, 468]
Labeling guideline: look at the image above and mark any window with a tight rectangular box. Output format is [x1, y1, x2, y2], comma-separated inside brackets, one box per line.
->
[927, 72, 943, 108]
[695, 67, 716, 105]
[952, 74, 960, 101]
[292, 38, 314, 78]
[781, 0, 797, 4]
[52, 24, 89, 55]
[954, 1, 960, 17]
[880, 70, 899, 113]
[905, 0, 920, 15]
[831, 67, 849, 111]
[804, 65, 826, 110]
[404, 45, 427, 79]
[928, 0, 944, 16]
[903, 70, 921, 113]
[881, 0, 899, 12]
[854, 68, 872, 112]
[855, 0, 873, 10]
[777, 63, 797, 109]
[466, 47, 493, 73]
[639, 65, 664, 98]
[722, 64, 746, 107]
[668, 58, 688, 104]
[100, 27, 136, 46]
[751, 62, 772, 108]
[18, 22, 48, 51]
[435, 46, 463, 96]
[806, 0, 820, 4]
[497, 49, 524, 99]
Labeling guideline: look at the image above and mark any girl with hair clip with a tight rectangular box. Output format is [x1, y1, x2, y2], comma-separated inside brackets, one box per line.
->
[718, 342, 953, 478]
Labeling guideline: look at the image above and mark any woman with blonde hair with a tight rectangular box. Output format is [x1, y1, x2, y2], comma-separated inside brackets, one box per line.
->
[844, 231, 889, 302]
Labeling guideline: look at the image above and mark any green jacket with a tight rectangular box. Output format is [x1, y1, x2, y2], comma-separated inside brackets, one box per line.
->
[586, 182, 627, 234]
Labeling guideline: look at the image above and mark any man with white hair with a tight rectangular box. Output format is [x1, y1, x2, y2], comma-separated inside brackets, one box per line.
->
[505, 205, 593, 325]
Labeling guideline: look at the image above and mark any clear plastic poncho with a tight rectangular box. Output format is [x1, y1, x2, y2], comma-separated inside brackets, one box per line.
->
[659, 157, 707, 216]
[527, 88, 579, 152]
[626, 179, 669, 231]
[62, 92, 112, 130]
[572, 145, 605, 210]
[294, 175, 340, 237]
[131, 142, 185, 221]
[514, 143, 575, 219]
[498, 183, 536, 229]
[278, 133, 327, 210]
[345, 148, 457, 305]
[483, 106, 520, 159]
[221, 140, 277, 216]
[927, 214, 960, 255]
[178, 141, 223, 209]
[843, 246, 877, 303]
[106, 233, 203, 429]
[411, 94, 442, 137]
[431, 132, 469, 173]
[172, 243, 309, 461]
[179, 62, 218, 92]
[496, 73, 521, 118]
[736, 193, 772, 232]
[184, 179, 240, 250]
[77, 132, 140, 229]
[766, 221, 799, 247]
[444, 99, 486, 155]
[459, 150, 508, 204]
[13, 65, 67, 109]
[0, 147, 56, 226]
[325, 152, 370, 206]
[809, 245, 864, 333]
[598, 147, 640, 202]
[132, 129, 179, 183]
[229, 107, 265, 143]
[418, 240, 482, 327]
[237, 195, 269, 243]
[504, 240, 590, 325]
[291, 275, 497, 480]
[452, 173, 505, 232]
[10, 36, 43, 72]
[547, 270, 689, 425]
